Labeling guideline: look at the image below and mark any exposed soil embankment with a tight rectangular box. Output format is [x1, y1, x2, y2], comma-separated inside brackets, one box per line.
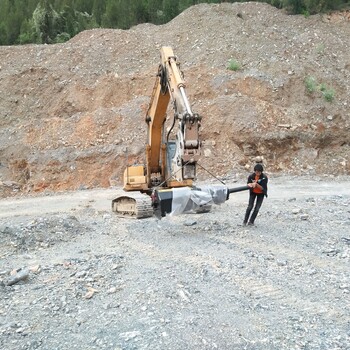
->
[0, 3, 349, 197]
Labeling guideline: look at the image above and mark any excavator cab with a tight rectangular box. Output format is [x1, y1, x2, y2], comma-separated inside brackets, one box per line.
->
[123, 165, 148, 192]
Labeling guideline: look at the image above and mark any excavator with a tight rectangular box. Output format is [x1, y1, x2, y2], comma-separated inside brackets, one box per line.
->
[112, 47, 249, 218]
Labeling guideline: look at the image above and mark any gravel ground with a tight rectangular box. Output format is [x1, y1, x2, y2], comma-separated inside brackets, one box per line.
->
[0, 176, 349, 350]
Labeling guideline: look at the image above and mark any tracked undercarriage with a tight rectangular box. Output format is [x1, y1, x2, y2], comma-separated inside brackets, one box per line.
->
[111, 193, 154, 219]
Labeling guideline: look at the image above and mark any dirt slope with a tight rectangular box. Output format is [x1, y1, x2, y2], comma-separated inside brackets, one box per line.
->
[0, 3, 349, 197]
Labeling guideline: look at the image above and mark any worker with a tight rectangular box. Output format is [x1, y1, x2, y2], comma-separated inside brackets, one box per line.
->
[243, 163, 268, 226]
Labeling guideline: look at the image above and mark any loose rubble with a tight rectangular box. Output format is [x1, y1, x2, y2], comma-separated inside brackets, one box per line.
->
[0, 177, 349, 349]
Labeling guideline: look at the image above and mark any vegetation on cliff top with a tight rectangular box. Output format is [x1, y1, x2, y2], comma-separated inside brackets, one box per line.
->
[0, 0, 348, 46]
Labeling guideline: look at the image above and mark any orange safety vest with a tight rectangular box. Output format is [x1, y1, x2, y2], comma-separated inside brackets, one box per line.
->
[252, 175, 263, 194]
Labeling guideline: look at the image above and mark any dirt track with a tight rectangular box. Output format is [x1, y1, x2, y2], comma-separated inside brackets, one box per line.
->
[1, 176, 349, 349]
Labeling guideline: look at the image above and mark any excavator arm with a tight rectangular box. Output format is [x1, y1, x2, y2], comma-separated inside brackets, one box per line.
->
[145, 46, 201, 189]
[122, 46, 201, 192]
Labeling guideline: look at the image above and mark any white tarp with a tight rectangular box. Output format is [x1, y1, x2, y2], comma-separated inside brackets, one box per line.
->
[169, 185, 228, 216]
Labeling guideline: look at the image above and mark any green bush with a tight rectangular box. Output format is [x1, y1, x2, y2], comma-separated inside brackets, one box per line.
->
[54, 32, 71, 43]
[322, 87, 335, 102]
[319, 83, 327, 92]
[302, 10, 310, 17]
[227, 59, 241, 71]
[318, 83, 335, 102]
[304, 76, 317, 93]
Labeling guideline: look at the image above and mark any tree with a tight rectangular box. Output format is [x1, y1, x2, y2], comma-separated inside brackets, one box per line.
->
[133, 0, 149, 23]
[283, 0, 305, 14]
[75, 0, 94, 13]
[6, 11, 23, 44]
[92, 0, 106, 25]
[162, 0, 180, 22]
[32, 0, 59, 43]
[179, 0, 196, 12]
[0, 22, 7, 45]
[18, 18, 35, 44]
[145, 0, 163, 24]
[102, 0, 119, 28]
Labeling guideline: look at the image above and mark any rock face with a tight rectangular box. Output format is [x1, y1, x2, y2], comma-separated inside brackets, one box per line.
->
[0, 3, 349, 197]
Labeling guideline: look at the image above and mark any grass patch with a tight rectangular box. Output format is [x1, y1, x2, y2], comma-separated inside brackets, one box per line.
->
[322, 87, 335, 102]
[304, 76, 335, 102]
[318, 83, 335, 102]
[316, 43, 325, 55]
[304, 76, 317, 93]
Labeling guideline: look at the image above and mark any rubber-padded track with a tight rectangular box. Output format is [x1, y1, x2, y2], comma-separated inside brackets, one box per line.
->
[112, 193, 153, 219]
